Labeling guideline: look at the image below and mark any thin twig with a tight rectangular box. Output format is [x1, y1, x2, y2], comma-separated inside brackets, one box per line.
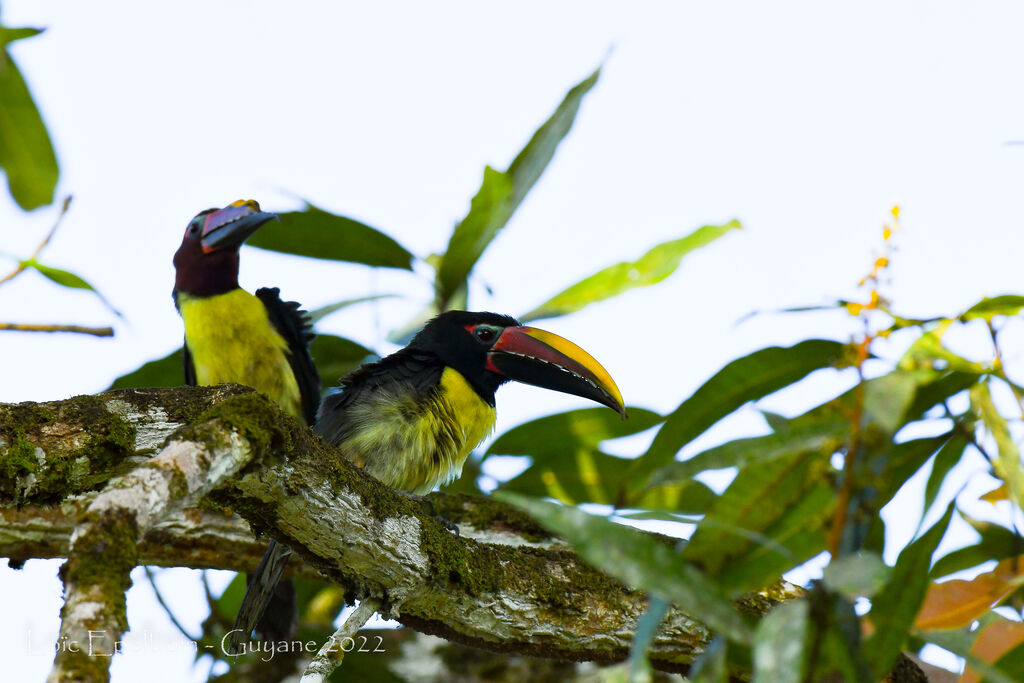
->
[299, 597, 382, 683]
[0, 322, 113, 336]
[144, 565, 198, 641]
[987, 321, 1024, 420]
[0, 196, 72, 286]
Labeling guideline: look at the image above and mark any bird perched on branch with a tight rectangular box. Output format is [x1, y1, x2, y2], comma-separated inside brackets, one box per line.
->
[173, 199, 319, 643]
[230, 308, 626, 652]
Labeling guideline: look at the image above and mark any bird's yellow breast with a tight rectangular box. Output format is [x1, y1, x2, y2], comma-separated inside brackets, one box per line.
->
[337, 367, 496, 494]
[177, 290, 303, 420]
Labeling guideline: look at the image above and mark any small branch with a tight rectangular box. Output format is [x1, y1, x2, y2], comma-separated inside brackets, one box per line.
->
[0, 322, 114, 336]
[300, 597, 382, 682]
[144, 566, 198, 641]
[0, 196, 72, 286]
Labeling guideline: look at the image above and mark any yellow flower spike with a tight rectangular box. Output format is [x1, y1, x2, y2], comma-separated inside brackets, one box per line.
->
[891, 205, 900, 219]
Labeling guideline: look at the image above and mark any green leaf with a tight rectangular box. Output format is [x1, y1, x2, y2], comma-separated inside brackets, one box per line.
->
[921, 434, 968, 519]
[629, 596, 668, 682]
[0, 25, 58, 210]
[487, 406, 662, 457]
[629, 340, 849, 489]
[715, 482, 834, 594]
[107, 347, 184, 389]
[752, 600, 808, 683]
[862, 371, 918, 434]
[436, 66, 601, 308]
[246, 204, 414, 269]
[310, 334, 376, 389]
[520, 221, 741, 322]
[863, 502, 955, 680]
[23, 259, 123, 318]
[961, 295, 1024, 322]
[930, 519, 1021, 579]
[679, 445, 835, 585]
[308, 293, 398, 324]
[899, 320, 990, 375]
[495, 492, 753, 643]
[971, 382, 1024, 511]
[650, 417, 848, 487]
[489, 407, 675, 508]
[490, 411, 716, 513]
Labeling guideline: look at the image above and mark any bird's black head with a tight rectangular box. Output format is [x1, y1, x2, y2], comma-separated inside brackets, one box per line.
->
[172, 200, 277, 297]
[409, 310, 626, 416]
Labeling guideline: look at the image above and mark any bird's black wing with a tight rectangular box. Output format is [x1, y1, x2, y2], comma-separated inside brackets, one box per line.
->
[315, 348, 443, 442]
[182, 339, 197, 386]
[255, 287, 321, 424]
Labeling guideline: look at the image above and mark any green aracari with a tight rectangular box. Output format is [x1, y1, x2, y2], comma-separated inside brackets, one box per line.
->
[173, 199, 319, 643]
[230, 308, 626, 652]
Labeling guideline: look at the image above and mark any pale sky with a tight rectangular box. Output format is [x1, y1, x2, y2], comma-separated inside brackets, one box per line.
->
[3, 2, 1024, 680]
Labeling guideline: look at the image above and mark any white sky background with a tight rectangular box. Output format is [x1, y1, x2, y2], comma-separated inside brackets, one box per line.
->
[3, 1, 1024, 680]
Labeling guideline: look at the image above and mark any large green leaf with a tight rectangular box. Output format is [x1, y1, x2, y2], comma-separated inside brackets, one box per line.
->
[678, 444, 834, 579]
[246, 204, 414, 269]
[628, 340, 849, 489]
[520, 221, 741, 322]
[921, 434, 968, 520]
[436, 66, 601, 308]
[489, 407, 688, 509]
[863, 503, 955, 680]
[108, 347, 183, 389]
[961, 295, 1024, 322]
[930, 518, 1021, 579]
[24, 258, 122, 318]
[310, 333, 375, 389]
[971, 382, 1024, 511]
[752, 600, 808, 683]
[496, 492, 753, 643]
[487, 406, 662, 457]
[0, 25, 58, 210]
[715, 482, 834, 594]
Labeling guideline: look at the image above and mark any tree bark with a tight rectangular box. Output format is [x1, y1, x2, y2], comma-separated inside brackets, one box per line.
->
[0, 385, 926, 682]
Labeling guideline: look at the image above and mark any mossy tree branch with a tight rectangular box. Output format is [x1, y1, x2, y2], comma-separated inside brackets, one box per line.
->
[0, 386, 925, 682]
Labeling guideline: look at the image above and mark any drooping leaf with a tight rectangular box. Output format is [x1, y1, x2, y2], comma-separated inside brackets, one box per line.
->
[24, 258, 122, 317]
[930, 520, 1022, 579]
[961, 295, 1024, 322]
[310, 333, 376, 389]
[899, 320, 990, 375]
[308, 294, 398, 323]
[972, 382, 1024, 511]
[436, 66, 601, 308]
[0, 25, 58, 210]
[520, 220, 741, 322]
[108, 347, 183, 389]
[863, 502, 955, 680]
[628, 340, 849, 490]
[488, 406, 662, 456]
[752, 600, 808, 683]
[246, 204, 414, 269]
[496, 492, 753, 643]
